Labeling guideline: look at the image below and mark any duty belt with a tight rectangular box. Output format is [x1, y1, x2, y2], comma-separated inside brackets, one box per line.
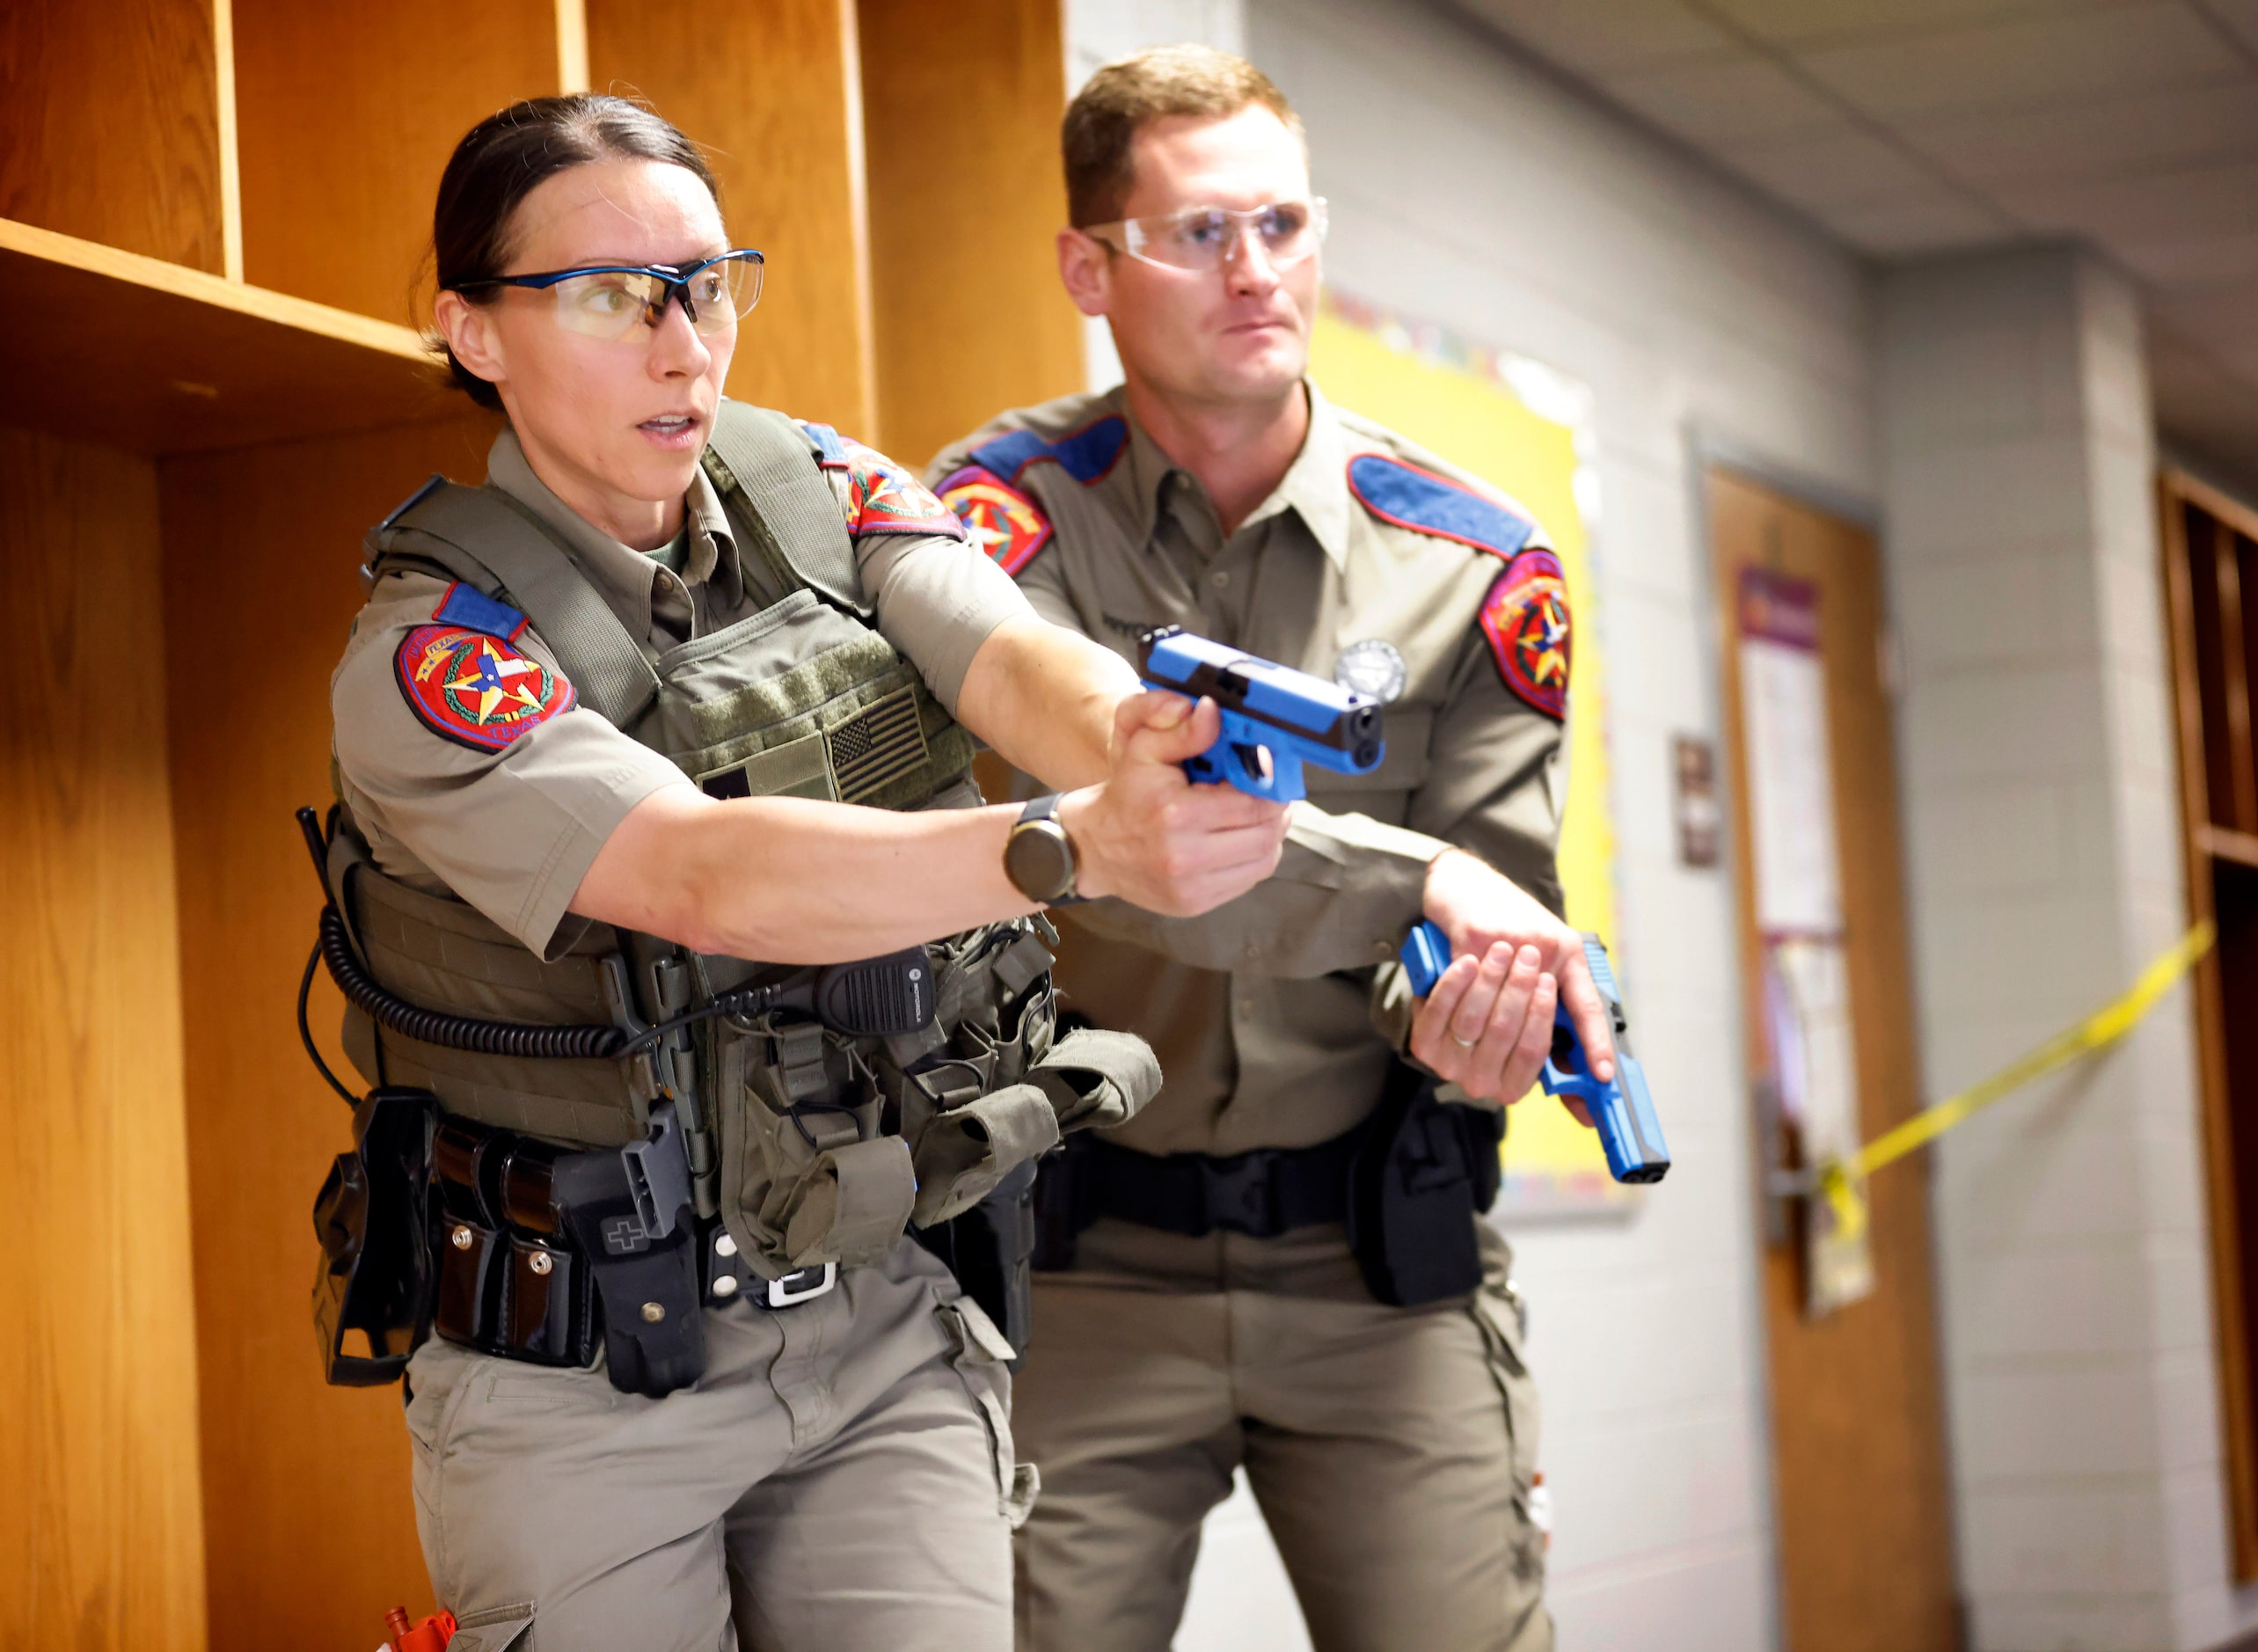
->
[1032, 1064, 1509, 1312]
[1039, 1126, 1363, 1245]
[428, 1111, 837, 1393]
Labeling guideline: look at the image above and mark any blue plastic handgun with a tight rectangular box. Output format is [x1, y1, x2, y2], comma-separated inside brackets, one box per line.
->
[1401, 921, 1671, 1185]
[1136, 626, 1385, 803]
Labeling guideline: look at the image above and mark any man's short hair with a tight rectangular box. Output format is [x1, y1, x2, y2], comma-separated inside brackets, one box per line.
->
[1063, 45, 1304, 228]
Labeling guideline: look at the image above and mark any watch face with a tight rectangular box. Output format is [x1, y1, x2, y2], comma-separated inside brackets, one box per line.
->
[1006, 822, 1075, 903]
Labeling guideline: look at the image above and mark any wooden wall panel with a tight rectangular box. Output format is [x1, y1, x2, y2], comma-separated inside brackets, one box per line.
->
[161, 416, 498, 1648]
[591, 0, 879, 435]
[232, 0, 560, 324]
[859, 0, 1085, 469]
[0, 0, 226, 270]
[0, 430, 208, 1652]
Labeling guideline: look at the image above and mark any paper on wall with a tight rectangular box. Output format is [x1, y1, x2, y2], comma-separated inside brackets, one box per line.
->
[1736, 567, 1872, 1313]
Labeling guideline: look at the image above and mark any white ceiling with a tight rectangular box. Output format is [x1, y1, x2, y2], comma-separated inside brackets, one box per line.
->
[1451, 0, 2258, 482]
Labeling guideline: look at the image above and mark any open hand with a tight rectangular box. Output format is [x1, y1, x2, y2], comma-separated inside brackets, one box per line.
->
[1410, 849, 1615, 1115]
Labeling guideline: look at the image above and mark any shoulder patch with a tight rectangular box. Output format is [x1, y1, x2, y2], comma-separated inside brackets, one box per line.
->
[816, 431, 968, 540]
[1348, 453, 1538, 559]
[965, 415, 1129, 488]
[936, 464, 1053, 576]
[395, 625, 576, 753]
[1478, 548, 1571, 720]
[431, 580, 528, 641]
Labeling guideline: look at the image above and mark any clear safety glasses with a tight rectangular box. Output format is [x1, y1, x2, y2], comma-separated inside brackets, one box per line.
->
[1085, 199, 1327, 273]
[452, 249, 765, 340]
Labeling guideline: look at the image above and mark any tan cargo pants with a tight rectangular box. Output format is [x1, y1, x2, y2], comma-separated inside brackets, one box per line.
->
[1011, 1216, 1549, 1652]
[401, 1238, 1028, 1652]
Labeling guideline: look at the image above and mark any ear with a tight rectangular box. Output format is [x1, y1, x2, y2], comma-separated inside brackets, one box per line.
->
[1056, 228, 1114, 319]
[434, 289, 508, 390]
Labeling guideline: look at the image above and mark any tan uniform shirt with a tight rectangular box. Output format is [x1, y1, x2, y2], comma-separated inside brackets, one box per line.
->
[332, 425, 1033, 957]
[929, 382, 1569, 1156]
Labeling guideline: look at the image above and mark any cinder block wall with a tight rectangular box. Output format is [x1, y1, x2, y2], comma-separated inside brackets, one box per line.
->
[1882, 245, 2254, 1651]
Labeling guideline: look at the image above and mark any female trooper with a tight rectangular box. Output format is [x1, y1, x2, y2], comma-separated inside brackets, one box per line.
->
[318, 94, 1287, 1650]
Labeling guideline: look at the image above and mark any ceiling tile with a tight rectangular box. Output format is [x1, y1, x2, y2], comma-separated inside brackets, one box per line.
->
[1713, 127, 1942, 212]
[2115, 229, 2258, 290]
[1699, 0, 2123, 48]
[1454, 0, 1741, 73]
[1906, 80, 2258, 186]
[1597, 53, 1847, 143]
[1793, 3, 2240, 120]
[1817, 185, 2017, 253]
[2152, 280, 2258, 368]
[2199, 0, 2258, 55]
[1991, 156, 2258, 245]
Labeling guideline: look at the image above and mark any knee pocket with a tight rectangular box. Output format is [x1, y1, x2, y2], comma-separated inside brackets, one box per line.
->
[935, 1297, 1040, 1529]
[1470, 1276, 1540, 1496]
[1470, 1279, 1549, 1595]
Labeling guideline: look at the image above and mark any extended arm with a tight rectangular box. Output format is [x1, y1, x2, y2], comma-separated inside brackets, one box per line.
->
[571, 660, 1290, 962]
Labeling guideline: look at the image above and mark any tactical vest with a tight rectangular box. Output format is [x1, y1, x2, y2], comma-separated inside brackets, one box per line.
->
[324, 401, 1157, 1280]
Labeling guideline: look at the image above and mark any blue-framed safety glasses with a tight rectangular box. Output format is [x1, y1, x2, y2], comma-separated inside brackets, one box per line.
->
[451, 249, 764, 340]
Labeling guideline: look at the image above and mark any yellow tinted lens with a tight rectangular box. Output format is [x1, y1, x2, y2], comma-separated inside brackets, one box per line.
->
[684, 256, 762, 334]
[552, 271, 660, 338]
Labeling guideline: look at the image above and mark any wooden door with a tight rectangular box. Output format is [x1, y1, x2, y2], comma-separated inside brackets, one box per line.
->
[1709, 469, 1961, 1651]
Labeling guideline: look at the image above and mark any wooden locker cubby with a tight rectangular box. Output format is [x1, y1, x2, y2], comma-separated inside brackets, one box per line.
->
[1, 2, 1082, 1644]
[2162, 469, 2258, 1583]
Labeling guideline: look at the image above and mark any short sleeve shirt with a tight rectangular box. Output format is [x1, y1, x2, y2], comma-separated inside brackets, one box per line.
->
[332, 423, 1033, 958]
[927, 382, 1569, 1153]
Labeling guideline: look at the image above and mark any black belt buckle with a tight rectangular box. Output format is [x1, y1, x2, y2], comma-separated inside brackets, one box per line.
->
[1200, 1149, 1279, 1238]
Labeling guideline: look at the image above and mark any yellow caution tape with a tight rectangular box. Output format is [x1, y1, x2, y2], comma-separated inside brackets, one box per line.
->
[1813, 920, 2216, 1233]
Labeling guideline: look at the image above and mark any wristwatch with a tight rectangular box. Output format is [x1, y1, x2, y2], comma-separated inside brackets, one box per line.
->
[1004, 793, 1083, 905]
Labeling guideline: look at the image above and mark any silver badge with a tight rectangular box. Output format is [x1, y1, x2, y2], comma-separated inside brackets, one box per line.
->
[1333, 638, 1408, 704]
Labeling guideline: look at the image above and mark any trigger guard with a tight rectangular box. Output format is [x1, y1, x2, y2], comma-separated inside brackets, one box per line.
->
[1540, 1062, 1599, 1101]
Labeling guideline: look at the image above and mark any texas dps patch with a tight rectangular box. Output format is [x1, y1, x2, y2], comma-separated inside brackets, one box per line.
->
[395, 625, 575, 752]
[937, 466, 1053, 576]
[1478, 548, 1571, 720]
[840, 440, 967, 538]
[1333, 638, 1409, 704]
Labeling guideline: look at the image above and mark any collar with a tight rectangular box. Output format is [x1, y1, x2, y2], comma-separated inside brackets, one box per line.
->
[1117, 378, 1353, 572]
[485, 428, 739, 625]
[1253, 378, 1352, 571]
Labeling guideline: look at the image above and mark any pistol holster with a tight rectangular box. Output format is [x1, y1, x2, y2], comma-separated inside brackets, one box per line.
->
[1346, 1063, 1505, 1308]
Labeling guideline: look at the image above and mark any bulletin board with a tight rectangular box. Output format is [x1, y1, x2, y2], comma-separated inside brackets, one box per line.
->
[1311, 290, 1633, 1215]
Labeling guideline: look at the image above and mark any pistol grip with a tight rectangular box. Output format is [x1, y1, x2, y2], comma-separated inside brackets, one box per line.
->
[1402, 920, 1451, 997]
[1178, 739, 1305, 801]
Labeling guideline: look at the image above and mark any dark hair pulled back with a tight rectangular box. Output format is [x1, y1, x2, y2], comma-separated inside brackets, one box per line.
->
[430, 93, 720, 410]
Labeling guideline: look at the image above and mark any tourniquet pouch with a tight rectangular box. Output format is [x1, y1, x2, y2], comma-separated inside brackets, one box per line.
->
[1347, 1062, 1507, 1308]
[902, 1025, 1161, 1227]
[313, 1086, 436, 1385]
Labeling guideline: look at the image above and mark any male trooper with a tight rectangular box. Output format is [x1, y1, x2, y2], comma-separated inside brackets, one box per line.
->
[928, 44, 1603, 1652]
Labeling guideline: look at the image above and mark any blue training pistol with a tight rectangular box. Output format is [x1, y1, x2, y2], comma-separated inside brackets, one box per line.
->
[1136, 626, 1385, 804]
[1401, 922, 1671, 1185]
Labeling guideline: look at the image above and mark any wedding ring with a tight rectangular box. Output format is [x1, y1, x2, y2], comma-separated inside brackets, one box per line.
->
[1450, 1033, 1479, 1049]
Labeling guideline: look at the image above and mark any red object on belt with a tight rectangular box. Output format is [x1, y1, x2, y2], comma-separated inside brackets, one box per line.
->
[385, 1605, 457, 1651]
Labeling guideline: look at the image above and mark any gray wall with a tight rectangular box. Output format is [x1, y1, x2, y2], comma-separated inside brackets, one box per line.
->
[1882, 245, 2255, 1652]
